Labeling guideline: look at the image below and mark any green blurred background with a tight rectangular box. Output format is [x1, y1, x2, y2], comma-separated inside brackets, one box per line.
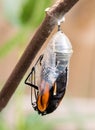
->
[0, 0, 95, 130]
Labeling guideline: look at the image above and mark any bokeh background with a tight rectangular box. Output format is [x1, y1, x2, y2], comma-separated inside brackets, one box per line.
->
[0, 0, 95, 130]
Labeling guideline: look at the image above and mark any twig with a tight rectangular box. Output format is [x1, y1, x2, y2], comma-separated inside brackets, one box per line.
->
[0, 0, 79, 111]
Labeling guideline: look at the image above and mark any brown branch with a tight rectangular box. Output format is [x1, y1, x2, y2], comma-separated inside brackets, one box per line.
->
[0, 0, 79, 111]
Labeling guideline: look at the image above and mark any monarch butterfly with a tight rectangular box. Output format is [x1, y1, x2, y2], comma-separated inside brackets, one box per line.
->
[25, 24, 73, 115]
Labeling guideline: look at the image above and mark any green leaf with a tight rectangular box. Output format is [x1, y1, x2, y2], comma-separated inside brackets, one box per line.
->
[1, 0, 53, 58]
[2, 0, 52, 27]
[19, 0, 36, 24]
[28, 0, 52, 28]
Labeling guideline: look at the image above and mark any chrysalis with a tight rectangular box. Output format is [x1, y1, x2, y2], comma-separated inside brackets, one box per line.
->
[25, 22, 73, 115]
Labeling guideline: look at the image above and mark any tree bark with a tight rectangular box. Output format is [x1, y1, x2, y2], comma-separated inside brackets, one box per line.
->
[0, 0, 79, 111]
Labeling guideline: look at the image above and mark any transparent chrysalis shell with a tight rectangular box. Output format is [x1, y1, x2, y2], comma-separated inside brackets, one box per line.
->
[36, 30, 73, 94]
[25, 29, 73, 115]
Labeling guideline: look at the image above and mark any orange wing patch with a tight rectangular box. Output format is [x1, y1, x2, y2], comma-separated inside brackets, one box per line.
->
[37, 80, 50, 112]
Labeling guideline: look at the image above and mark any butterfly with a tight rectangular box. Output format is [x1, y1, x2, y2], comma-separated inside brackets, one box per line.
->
[25, 26, 73, 115]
